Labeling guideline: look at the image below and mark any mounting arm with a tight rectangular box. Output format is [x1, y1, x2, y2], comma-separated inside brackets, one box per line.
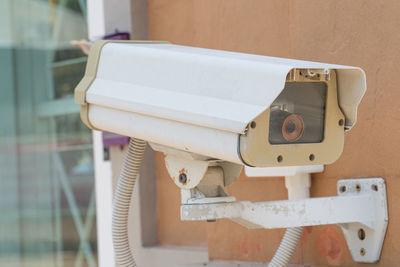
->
[181, 178, 388, 263]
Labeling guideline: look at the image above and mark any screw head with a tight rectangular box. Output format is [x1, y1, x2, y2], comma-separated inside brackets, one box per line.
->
[339, 185, 346, 193]
[179, 173, 187, 184]
[356, 184, 361, 192]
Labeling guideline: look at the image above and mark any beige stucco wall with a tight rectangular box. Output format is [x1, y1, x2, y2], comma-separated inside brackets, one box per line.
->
[145, 1, 400, 266]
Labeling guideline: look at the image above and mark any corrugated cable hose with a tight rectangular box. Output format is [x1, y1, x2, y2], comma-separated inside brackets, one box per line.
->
[112, 138, 146, 267]
[268, 227, 304, 267]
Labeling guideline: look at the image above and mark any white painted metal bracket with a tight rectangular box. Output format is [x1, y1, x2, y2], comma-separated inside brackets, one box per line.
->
[337, 178, 388, 263]
[181, 178, 388, 263]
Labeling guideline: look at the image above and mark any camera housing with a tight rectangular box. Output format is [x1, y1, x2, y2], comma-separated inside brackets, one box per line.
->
[75, 40, 366, 167]
[240, 69, 345, 166]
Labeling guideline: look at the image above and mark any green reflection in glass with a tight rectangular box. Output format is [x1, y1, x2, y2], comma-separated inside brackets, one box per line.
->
[0, 0, 96, 266]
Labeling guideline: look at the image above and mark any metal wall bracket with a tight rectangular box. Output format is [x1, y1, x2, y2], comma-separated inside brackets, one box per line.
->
[337, 178, 388, 263]
[181, 178, 388, 263]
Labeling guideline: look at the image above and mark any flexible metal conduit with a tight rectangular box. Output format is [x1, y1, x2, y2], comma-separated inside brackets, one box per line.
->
[112, 138, 146, 267]
[268, 173, 311, 267]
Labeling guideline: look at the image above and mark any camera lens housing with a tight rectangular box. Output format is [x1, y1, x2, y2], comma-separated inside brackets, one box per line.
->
[268, 82, 327, 145]
[240, 69, 346, 167]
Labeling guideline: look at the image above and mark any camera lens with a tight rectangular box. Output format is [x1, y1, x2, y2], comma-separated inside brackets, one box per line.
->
[282, 114, 304, 142]
[268, 82, 326, 144]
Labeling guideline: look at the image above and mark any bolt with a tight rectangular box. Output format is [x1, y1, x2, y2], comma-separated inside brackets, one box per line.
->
[179, 173, 187, 184]
[356, 184, 361, 192]
[339, 185, 346, 193]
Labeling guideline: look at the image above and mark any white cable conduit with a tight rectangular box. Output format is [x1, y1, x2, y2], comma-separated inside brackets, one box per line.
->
[268, 172, 311, 267]
[112, 138, 146, 267]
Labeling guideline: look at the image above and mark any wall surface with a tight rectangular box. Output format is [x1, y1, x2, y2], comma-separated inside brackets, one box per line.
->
[147, 0, 400, 266]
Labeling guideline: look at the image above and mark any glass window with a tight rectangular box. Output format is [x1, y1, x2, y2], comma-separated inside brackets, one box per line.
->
[0, 0, 97, 266]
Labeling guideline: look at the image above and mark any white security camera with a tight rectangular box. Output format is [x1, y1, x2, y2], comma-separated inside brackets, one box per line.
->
[75, 41, 385, 267]
[76, 40, 366, 167]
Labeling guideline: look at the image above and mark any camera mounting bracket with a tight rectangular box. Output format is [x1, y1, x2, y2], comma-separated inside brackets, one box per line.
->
[181, 178, 388, 263]
[163, 154, 242, 204]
